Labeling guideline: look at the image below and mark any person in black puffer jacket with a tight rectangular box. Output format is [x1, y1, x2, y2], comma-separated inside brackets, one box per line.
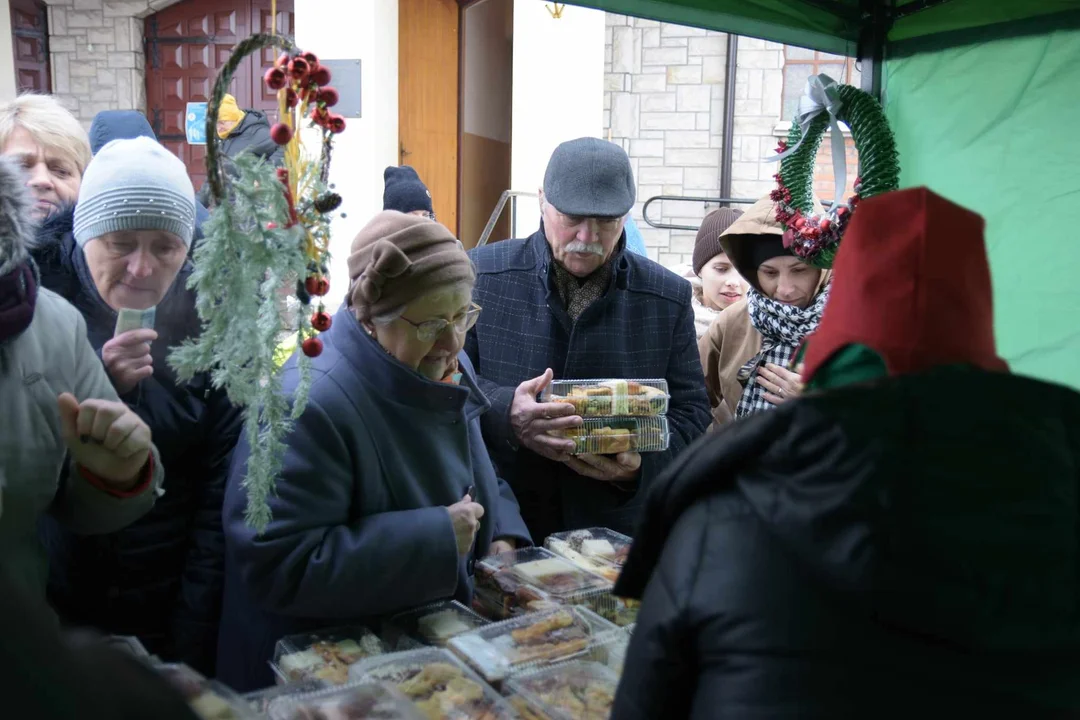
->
[197, 94, 283, 208]
[612, 188, 1080, 719]
[31, 137, 241, 677]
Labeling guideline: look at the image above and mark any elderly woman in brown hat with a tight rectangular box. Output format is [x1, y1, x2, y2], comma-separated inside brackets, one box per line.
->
[699, 197, 830, 425]
[217, 211, 532, 691]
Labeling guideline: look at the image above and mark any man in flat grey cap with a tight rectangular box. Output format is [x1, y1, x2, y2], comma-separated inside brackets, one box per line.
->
[465, 138, 711, 539]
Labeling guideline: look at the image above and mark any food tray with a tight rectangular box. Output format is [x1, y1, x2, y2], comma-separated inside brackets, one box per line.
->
[447, 606, 619, 684]
[580, 592, 639, 628]
[348, 648, 516, 720]
[105, 634, 150, 658]
[544, 528, 631, 583]
[244, 679, 325, 714]
[541, 379, 670, 417]
[471, 585, 564, 621]
[476, 547, 612, 607]
[266, 681, 425, 720]
[384, 600, 490, 649]
[552, 417, 669, 455]
[154, 663, 258, 720]
[271, 625, 388, 686]
[504, 661, 620, 720]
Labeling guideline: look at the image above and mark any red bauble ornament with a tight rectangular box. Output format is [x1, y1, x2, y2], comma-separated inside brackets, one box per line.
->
[794, 216, 806, 229]
[289, 57, 310, 79]
[300, 51, 319, 66]
[284, 88, 299, 108]
[309, 67, 332, 87]
[837, 206, 850, 217]
[311, 311, 332, 332]
[302, 337, 324, 358]
[264, 67, 287, 90]
[304, 276, 330, 297]
[270, 123, 293, 145]
[819, 218, 831, 231]
[275, 52, 290, 69]
[328, 115, 346, 134]
[310, 107, 329, 127]
[317, 87, 340, 107]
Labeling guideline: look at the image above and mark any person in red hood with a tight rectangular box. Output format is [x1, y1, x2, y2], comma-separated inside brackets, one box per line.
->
[610, 187, 1080, 719]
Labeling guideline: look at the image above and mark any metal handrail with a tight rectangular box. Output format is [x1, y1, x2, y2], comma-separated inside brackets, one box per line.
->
[476, 190, 539, 247]
[642, 195, 757, 231]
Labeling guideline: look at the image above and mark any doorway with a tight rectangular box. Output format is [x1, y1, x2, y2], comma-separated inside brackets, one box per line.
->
[458, 0, 513, 248]
[9, 0, 50, 93]
[143, 0, 295, 191]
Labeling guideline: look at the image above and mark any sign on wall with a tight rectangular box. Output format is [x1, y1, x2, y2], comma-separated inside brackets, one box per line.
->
[185, 102, 208, 145]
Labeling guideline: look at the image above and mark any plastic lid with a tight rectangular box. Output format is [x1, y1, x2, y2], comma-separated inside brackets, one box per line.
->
[385, 600, 489, 649]
[545, 528, 632, 583]
[505, 661, 620, 720]
[541, 379, 670, 417]
[447, 606, 620, 683]
[267, 682, 424, 720]
[348, 648, 516, 720]
[476, 547, 613, 600]
[272, 625, 387, 686]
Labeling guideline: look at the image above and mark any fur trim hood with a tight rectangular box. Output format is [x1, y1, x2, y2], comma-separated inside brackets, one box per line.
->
[0, 156, 35, 276]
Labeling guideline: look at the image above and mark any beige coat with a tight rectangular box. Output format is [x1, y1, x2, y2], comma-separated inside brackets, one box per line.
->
[698, 298, 761, 426]
[0, 288, 162, 604]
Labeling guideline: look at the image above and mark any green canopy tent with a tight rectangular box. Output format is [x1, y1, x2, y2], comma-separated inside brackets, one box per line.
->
[572, 0, 1080, 389]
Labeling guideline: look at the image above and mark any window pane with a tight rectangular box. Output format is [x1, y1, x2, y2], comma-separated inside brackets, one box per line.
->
[819, 51, 847, 62]
[783, 63, 814, 120]
[785, 45, 816, 61]
[817, 62, 847, 83]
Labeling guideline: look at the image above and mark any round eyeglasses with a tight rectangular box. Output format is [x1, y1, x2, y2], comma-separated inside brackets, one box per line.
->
[399, 303, 482, 343]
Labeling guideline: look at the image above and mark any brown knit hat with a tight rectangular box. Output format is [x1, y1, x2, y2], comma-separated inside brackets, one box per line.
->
[692, 206, 743, 276]
[347, 211, 475, 321]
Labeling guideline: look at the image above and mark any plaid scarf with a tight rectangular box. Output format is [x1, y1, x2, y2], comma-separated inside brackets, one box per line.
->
[552, 260, 614, 320]
[735, 285, 829, 418]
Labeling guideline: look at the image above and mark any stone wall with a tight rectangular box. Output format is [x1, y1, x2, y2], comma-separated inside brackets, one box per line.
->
[45, 0, 180, 128]
[603, 13, 729, 268]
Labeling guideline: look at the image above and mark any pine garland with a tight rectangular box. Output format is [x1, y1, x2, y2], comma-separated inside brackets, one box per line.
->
[168, 33, 343, 532]
[772, 81, 900, 268]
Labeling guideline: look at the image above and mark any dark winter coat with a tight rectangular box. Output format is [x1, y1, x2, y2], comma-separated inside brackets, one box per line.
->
[30, 209, 241, 676]
[217, 309, 532, 692]
[465, 229, 712, 539]
[87, 110, 210, 246]
[198, 109, 284, 207]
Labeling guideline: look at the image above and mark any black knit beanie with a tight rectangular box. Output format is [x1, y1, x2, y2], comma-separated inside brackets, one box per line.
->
[383, 166, 434, 216]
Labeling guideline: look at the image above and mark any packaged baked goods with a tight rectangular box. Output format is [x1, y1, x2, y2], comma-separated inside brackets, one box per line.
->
[545, 528, 631, 583]
[244, 679, 325, 715]
[552, 417, 669, 455]
[348, 648, 515, 720]
[580, 592, 639, 628]
[105, 634, 150, 658]
[384, 600, 490, 648]
[471, 584, 563, 621]
[154, 663, 257, 720]
[475, 547, 612, 612]
[505, 661, 618, 720]
[272, 626, 388, 686]
[541, 379, 670, 417]
[447, 606, 619, 684]
[266, 682, 424, 720]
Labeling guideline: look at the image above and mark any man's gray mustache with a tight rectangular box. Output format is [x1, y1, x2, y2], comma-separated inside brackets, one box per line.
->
[565, 242, 605, 256]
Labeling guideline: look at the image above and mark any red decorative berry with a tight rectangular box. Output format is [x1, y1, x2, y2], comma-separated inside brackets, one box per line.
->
[310, 107, 329, 127]
[311, 311, 332, 332]
[837, 206, 850, 217]
[309, 67, 332, 87]
[304, 276, 330, 297]
[317, 87, 340, 107]
[275, 52, 290, 69]
[794, 216, 806, 229]
[269, 122, 293, 145]
[276, 167, 290, 184]
[300, 51, 320, 66]
[289, 57, 310, 79]
[819, 218, 831, 231]
[264, 67, 287, 90]
[305, 87, 320, 104]
[284, 88, 299, 108]
[302, 337, 324, 358]
[328, 115, 346, 134]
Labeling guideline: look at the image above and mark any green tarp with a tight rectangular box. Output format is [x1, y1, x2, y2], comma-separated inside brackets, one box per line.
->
[885, 26, 1080, 389]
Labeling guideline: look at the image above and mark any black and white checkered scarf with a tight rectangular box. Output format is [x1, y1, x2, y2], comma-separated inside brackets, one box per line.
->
[735, 285, 829, 418]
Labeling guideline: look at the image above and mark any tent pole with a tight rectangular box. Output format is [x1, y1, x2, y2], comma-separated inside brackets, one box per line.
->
[718, 33, 739, 204]
[857, 0, 892, 101]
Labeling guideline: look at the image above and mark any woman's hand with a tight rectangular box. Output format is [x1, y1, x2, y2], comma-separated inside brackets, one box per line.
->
[446, 494, 485, 556]
[757, 363, 804, 406]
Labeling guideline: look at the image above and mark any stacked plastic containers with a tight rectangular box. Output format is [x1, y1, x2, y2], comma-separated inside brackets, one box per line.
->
[544, 527, 640, 627]
[471, 546, 613, 620]
[541, 378, 671, 455]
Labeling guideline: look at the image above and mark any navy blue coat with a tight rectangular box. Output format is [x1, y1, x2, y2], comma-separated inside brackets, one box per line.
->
[217, 310, 532, 692]
[31, 209, 241, 676]
[465, 230, 712, 539]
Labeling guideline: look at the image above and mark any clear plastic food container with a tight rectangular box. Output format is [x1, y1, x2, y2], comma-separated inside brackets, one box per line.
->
[471, 584, 563, 621]
[541, 379, 670, 417]
[348, 647, 517, 720]
[475, 547, 613, 606]
[544, 528, 632, 583]
[551, 416, 669, 455]
[271, 625, 388, 686]
[446, 606, 619, 684]
[266, 681, 425, 720]
[504, 661, 620, 720]
[580, 592, 639, 628]
[243, 679, 325, 715]
[384, 600, 490, 649]
[154, 663, 258, 720]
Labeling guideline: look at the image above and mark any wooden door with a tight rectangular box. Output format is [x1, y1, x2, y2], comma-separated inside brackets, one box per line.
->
[144, 0, 294, 191]
[9, 0, 50, 93]
[399, 0, 460, 234]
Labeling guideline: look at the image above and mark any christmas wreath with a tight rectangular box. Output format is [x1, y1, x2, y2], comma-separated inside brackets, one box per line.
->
[169, 33, 347, 531]
[768, 73, 899, 268]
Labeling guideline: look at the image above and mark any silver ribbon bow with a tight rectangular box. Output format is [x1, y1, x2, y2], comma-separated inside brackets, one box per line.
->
[766, 73, 848, 212]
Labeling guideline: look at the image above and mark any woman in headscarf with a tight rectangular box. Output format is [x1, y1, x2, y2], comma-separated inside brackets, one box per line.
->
[698, 196, 829, 425]
[218, 211, 532, 691]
